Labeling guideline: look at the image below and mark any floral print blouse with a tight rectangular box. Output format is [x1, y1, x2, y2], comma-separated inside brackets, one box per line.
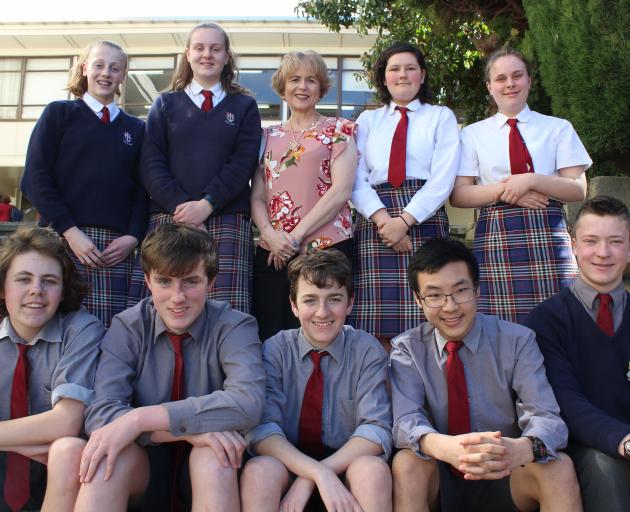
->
[260, 117, 356, 251]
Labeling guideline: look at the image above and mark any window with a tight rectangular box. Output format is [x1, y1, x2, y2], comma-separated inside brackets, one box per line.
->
[0, 59, 22, 119]
[125, 56, 176, 119]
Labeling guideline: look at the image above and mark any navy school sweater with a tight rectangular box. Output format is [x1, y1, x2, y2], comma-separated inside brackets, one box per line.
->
[21, 99, 147, 240]
[140, 90, 262, 216]
[525, 287, 630, 457]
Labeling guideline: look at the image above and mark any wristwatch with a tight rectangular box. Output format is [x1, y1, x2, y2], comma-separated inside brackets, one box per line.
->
[623, 439, 630, 458]
[527, 436, 547, 462]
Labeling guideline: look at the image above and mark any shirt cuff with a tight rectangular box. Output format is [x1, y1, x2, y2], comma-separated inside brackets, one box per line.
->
[396, 425, 438, 460]
[351, 424, 393, 460]
[163, 398, 197, 437]
[51, 383, 94, 407]
[246, 423, 286, 453]
[360, 196, 388, 220]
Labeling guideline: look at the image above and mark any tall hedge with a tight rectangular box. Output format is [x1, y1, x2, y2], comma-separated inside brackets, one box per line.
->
[522, 0, 630, 175]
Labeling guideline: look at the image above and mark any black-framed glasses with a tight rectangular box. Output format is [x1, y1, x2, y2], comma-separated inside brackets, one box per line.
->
[419, 288, 476, 308]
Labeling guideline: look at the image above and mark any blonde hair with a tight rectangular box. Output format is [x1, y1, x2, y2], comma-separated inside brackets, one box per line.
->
[168, 22, 248, 95]
[67, 40, 128, 98]
[271, 50, 331, 98]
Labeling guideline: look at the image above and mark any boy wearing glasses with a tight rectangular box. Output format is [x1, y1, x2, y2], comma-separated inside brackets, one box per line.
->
[390, 238, 581, 512]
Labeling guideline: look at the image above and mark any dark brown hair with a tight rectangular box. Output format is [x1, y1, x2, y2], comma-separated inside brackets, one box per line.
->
[574, 196, 630, 234]
[288, 249, 353, 303]
[168, 22, 248, 95]
[372, 42, 433, 105]
[67, 40, 128, 98]
[141, 223, 218, 280]
[0, 227, 87, 318]
[407, 238, 479, 296]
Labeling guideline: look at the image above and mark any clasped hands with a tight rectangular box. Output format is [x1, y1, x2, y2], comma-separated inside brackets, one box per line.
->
[499, 174, 549, 209]
[445, 431, 533, 481]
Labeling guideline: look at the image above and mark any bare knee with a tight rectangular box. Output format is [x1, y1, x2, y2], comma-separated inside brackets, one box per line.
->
[347, 455, 391, 486]
[240, 456, 289, 508]
[241, 455, 289, 490]
[392, 449, 437, 484]
[189, 446, 238, 483]
[47, 437, 85, 486]
[347, 456, 392, 510]
[392, 449, 439, 510]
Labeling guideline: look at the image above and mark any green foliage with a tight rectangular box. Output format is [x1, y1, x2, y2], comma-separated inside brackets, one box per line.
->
[298, 0, 630, 174]
[522, 0, 630, 175]
[296, 0, 493, 121]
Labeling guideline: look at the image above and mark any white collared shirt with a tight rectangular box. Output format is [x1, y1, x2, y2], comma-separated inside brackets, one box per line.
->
[458, 105, 592, 184]
[351, 99, 460, 223]
[82, 92, 120, 122]
[185, 79, 226, 109]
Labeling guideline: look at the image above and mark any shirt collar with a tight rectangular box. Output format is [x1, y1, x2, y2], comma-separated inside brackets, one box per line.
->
[387, 98, 421, 115]
[494, 104, 532, 128]
[153, 300, 208, 344]
[433, 314, 481, 356]
[189, 79, 224, 98]
[297, 328, 345, 363]
[82, 92, 119, 119]
[573, 275, 626, 310]
[0, 313, 62, 345]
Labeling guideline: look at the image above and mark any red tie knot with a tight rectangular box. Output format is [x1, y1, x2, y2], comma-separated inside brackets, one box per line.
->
[100, 106, 110, 124]
[309, 350, 328, 366]
[17, 343, 30, 357]
[166, 332, 189, 353]
[507, 118, 518, 127]
[201, 90, 212, 100]
[597, 293, 612, 307]
[445, 340, 464, 355]
[396, 106, 409, 117]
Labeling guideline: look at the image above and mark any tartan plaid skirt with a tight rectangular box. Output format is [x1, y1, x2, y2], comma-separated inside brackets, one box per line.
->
[64, 226, 134, 328]
[473, 200, 578, 324]
[127, 212, 254, 314]
[348, 179, 449, 339]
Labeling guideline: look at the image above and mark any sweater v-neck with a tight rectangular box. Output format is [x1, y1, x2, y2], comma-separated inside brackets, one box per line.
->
[77, 98, 124, 127]
[565, 287, 630, 340]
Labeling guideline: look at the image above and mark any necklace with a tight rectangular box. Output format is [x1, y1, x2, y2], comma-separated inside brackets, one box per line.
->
[287, 115, 322, 152]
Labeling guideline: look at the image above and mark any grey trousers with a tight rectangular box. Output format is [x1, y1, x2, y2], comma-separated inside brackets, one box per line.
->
[567, 444, 630, 512]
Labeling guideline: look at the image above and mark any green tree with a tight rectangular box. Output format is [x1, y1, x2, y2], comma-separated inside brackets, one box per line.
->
[522, 0, 630, 175]
[296, 0, 495, 121]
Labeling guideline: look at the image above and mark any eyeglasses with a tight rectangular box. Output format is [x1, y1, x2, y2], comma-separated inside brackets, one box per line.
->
[419, 288, 476, 308]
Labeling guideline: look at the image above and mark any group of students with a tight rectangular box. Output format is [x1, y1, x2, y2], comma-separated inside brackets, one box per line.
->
[2, 16, 627, 512]
[18, 20, 592, 342]
[0, 196, 628, 512]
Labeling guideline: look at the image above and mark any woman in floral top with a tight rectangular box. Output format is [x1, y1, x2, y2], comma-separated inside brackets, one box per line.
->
[251, 50, 358, 341]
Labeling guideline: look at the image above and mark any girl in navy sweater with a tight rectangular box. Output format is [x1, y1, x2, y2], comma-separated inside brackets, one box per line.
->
[128, 22, 261, 313]
[21, 40, 146, 327]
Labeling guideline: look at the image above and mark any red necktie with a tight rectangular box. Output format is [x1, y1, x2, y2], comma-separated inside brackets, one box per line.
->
[100, 106, 110, 124]
[507, 118, 533, 174]
[596, 293, 614, 336]
[201, 90, 213, 112]
[4, 344, 31, 512]
[298, 351, 328, 459]
[166, 332, 189, 512]
[167, 332, 188, 401]
[445, 341, 470, 435]
[387, 106, 409, 188]
[445, 340, 470, 478]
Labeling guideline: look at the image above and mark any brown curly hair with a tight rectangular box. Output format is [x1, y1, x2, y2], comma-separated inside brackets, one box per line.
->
[0, 227, 88, 319]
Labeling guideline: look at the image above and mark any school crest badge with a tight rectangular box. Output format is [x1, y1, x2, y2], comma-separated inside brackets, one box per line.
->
[225, 112, 236, 126]
[122, 131, 133, 146]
